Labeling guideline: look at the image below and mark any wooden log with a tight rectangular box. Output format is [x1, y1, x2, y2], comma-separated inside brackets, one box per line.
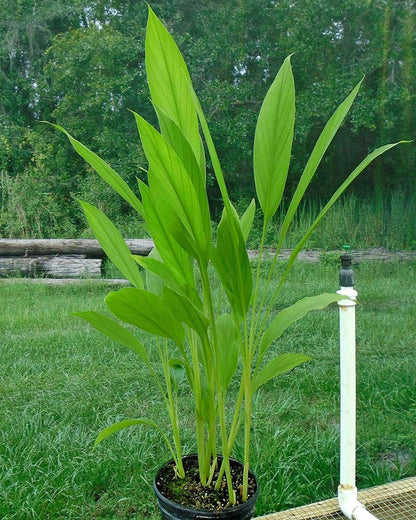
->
[0, 238, 154, 257]
[0, 255, 102, 278]
[0, 278, 130, 287]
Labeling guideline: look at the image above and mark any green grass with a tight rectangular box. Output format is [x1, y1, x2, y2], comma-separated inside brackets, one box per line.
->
[0, 261, 415, 519]
[3, 189, 416, 252]
[243, 190, 416, 250]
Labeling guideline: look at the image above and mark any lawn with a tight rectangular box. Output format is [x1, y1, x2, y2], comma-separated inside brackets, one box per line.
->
[0, 260, 415, 519]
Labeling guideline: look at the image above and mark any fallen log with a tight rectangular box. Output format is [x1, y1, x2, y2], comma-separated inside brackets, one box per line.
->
[0, 256, 102, 278]
[0, 238, 154, 257]
[0, 278, 130, 286]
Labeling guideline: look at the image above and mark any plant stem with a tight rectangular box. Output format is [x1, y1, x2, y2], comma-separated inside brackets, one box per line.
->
[248, 219, 268, 349]
[215, 388, 236, 504]
[189, 332, 208, 485]
[207, 361, 218, 464]
[161, 339, 185, 478]
[216, 381, 244, 483]
[199, 262, 237, 503]
[199, 262, 221, 486]
[241, 315, 253, 502]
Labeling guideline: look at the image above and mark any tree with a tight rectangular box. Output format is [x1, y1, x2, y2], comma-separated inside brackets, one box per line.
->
[0, 0, 414, 237]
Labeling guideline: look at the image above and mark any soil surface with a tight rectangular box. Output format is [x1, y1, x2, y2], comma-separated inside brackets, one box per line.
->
[155, 456, 257, 511]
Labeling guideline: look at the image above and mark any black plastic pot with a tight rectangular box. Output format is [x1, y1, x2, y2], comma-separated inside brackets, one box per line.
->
[153, 455, 259, 520]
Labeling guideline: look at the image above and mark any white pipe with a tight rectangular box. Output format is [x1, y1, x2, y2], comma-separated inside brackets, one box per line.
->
[338, 286, 358, 488]
[337, 283, 379, 520]
[338, 485, 379, 519]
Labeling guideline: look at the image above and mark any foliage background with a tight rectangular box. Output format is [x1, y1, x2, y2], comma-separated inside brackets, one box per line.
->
[0, 0, 415, 238]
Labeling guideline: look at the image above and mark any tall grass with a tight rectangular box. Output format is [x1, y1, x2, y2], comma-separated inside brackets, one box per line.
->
[245, 190, 416, 250]
[2, 184, 415, 251]
[0, 261, 415, 519]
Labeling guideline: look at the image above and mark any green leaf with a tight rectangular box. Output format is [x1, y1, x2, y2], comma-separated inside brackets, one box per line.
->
[134, 112, 211, 263]
[135, 253, 202, 314]
[105, 287, 185, 347]
[143, 248, 164, 296]
[139, 180, 195, 288]
[134, 254, 192, 297]
[278, 79, 363, 248]
[153, 104, 208, 226]
[252, 353, 311, 393]
[254, 55, 295, 222]
[216, 314, 240, 389]
[145, 6, 204, 170]
[94, 418, 176, 460]
[211, 205, 252, 318]
[282, 141, 406, 278]
[73, 311, 149, 362]
[169, 359, 186, 390]
[239, 199, 256, 243]
[188, 82, 231, 209]
[153, 103, 206, 190]
[162, 287, 208, 337]
[146, 169, 200, 261]
[79, 201, 143, 289]
[259, 293, 344, 363]
[48, 123, 144, 216]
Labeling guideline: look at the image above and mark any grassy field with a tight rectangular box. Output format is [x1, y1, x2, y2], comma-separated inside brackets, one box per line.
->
[0, 260, 415, 519]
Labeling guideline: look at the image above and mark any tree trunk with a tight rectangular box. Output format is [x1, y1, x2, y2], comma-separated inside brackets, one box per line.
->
[374, 2, 391, 202]
[401, 0, 415, 186]
[0, 239, 154, 257]
[0, 256, 102, 278]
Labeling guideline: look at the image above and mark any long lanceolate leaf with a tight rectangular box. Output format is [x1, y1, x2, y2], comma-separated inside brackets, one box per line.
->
[188, 83, 232, 211]
[105, 287, 185, 348]
[80, 201, 144, 289]
[258, 293, 344, 367]
[254, 56, 295, 223]
[139, 181, 195, 289]
[49, 124, 144, 217]
[252, 353, 311, 393]
[154, 104, 206, 194]
[146, 6, 234, 216]
[94, 418, 177, 462]
[239, 199, 256, 243]
[142, 247, 165, 296]
[281, 142, 405, 281]
[162, 287, 209, 338]
[212, 204, 252, 319]
[216, 314, 240, 390]
[145, 6, 205, 172]
[277, 79, 363, 249]
[257, 141, 406, 324]
[134, 112, 211, 264]
[73, 310, 149, 363]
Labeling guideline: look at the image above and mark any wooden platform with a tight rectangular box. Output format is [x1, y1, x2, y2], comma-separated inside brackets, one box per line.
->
[256, 477, 416, 520]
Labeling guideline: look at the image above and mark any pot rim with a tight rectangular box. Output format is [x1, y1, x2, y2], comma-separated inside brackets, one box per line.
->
[153, 454, 259, 516]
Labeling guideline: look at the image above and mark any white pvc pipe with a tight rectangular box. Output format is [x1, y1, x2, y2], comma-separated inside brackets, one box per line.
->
[337, 285, 379, 520]
[338, 286, 358, 488]
[338, 485, 379, 520]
